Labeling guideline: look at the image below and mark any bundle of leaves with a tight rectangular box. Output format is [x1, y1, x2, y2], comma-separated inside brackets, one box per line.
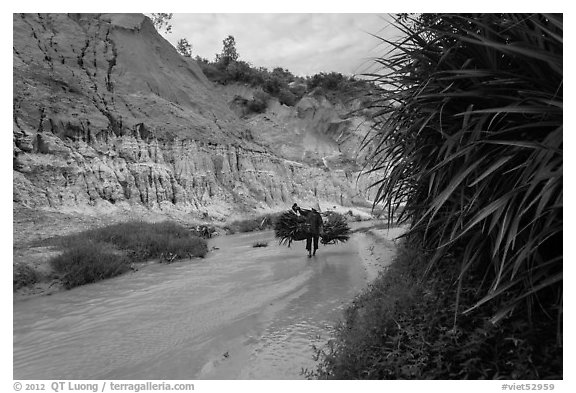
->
[274, 211, 350, 246]
[320, 212, 351, 244]
[274, 211, 309, 246]
[363, 13, 562, 334]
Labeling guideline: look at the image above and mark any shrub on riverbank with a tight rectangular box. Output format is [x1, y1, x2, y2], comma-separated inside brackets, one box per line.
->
[48, 221, 208, 289]
[50, 241, 131, 289]
[13, 263, 40, 291]
[308, 242, 562, 379]
[54, 221, 208, 261]
[225, 212, 281, 234]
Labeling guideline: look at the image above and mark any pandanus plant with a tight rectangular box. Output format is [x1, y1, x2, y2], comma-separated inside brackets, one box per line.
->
[363, 14, 562, 332]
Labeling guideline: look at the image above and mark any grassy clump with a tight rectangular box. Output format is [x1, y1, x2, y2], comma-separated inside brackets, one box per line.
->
[55, 221, 208, 261]
[48, 221, 208, 289]
[50, 241, 130, 289]
[308, 243, 562, 379]
[13, 263, 40, 291]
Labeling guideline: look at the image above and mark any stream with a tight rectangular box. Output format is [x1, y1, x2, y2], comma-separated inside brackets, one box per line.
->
[13, 230, 369, 380]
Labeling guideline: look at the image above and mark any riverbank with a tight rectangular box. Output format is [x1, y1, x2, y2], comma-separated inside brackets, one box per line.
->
[308, 234, 563, 379]
[353, 226, 407, 283]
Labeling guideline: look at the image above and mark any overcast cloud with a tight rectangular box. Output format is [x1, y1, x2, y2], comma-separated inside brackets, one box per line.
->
[161, 13, 401, 77]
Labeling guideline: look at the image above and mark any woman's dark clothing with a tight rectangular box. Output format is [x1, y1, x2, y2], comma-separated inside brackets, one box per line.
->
[306, 234, 319, 254]
[300, 209, 323, 255]
[305, 210, 323, 235]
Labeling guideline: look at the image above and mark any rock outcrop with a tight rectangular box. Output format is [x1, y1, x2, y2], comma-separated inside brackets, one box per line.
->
[13, 13, 376, 221]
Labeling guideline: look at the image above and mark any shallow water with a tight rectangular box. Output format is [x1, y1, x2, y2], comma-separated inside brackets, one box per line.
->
[13, 230, 367, 380]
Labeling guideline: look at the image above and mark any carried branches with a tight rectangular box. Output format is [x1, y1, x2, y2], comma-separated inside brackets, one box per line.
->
[274, 210, 350, 247]
[320, 212, 351, 245]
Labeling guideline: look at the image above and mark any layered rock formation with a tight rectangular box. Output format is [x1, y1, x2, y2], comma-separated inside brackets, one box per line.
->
[13, 13, 377, 221]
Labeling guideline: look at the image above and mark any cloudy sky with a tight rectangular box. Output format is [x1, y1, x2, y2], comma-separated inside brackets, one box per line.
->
[158, 14, 402, 77]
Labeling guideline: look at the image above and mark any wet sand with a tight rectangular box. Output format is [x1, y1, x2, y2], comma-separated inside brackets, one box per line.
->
[355, 226, 407, 282]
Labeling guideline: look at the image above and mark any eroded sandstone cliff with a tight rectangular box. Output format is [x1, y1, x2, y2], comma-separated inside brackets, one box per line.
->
[13, 13, 376, 221]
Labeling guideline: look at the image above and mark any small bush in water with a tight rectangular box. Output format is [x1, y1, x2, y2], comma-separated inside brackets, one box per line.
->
[50, 241, 130, 289]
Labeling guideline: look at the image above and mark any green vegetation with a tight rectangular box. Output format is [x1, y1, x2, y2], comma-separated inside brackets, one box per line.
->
[314, 13, 563, 379]
[50, 241, 131, 289]
[308, 243, 562, 379]
[225, 212, 281, 234]
[274, 211, 309, 245]
[215, 35, 240, 68]
[176, 38, 192, 57]
[248, 91, 269, 113]
[191, 34, 373, 109]
[48, 221, 208, 289]
[13, 262, 40, 291]
[231, 91, 271, 115]
[150, 13, 172, 34]
[366, 11, 562, 328]
[320, 212, 351, 244]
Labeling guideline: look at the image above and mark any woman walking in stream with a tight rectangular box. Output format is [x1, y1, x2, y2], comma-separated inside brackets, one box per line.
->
[292, 203, 323, 257]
